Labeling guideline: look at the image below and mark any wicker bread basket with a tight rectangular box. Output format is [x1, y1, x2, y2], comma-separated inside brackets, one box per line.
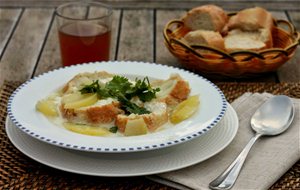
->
[163, 15, 300, 77]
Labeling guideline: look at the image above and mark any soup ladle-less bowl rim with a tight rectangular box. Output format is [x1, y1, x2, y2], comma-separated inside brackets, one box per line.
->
[209, 95, 295, 190]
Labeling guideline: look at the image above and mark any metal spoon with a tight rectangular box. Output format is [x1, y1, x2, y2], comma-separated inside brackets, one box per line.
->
[209, 95, 295, 190]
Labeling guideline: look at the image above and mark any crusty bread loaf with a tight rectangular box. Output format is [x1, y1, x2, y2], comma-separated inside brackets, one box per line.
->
[62, 71, 114, 94]
[115, 73, 191, 132]
[61, 99, 124, 126]
[60, 71, 122, 126]
[181, 5, 276, 52]
[183, 30, 225, 50]
[224, 7, 274, 52]
[115, 101, 168, 132]
[224, 29, 273, 51]
[182, 4, 228, 32]
[151, 74, 190, 106]
[227, 7, 274, 31]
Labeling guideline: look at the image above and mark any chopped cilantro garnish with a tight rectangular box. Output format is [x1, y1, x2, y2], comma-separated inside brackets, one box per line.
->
[79, 80, 100, 94]
[130, 77, 160, 102]
[105, 76, 132, 94]
[118, 95, 150, 114]
[79, 75, 159, 115]
[79, 80, 110, 98]
[109, 126, 118, 133]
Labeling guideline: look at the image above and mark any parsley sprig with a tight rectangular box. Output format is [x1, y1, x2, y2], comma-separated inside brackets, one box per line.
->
[109, 126, 118, 133]
[79, 76, 160, 115]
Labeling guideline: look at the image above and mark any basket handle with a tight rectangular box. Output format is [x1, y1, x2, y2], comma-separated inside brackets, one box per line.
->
[163, 20, 184, 50]
[274, 20, 300, 53]
[169, 38, 204, 58]
[295, 31, 300, 44]
[276, 19, 297, 37]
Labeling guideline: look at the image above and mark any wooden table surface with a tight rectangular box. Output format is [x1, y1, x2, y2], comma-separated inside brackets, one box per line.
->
[0, 0, 299, 85]
[0, 0, 299, 189]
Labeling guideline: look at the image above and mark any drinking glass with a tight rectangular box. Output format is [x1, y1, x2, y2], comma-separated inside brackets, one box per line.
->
[55, 1, 112, 66]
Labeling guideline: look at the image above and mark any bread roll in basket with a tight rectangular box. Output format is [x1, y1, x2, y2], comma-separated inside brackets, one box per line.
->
[163, 7, 300, 77]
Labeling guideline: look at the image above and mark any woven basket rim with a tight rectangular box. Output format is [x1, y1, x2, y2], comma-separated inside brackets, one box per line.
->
[164, 19, 300, 62]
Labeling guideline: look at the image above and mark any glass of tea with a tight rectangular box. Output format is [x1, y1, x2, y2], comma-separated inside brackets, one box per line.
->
[55, 1, 112, 66]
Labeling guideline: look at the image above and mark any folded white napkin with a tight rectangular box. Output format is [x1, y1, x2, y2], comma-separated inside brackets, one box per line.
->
[148, 93, 300, 190]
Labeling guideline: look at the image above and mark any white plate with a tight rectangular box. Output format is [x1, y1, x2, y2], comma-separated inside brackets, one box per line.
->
[6, 103, 238, 177]
[7, 61, 227, 153]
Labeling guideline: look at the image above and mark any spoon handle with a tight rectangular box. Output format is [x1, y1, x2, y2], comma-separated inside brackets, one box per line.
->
[209, 133, 262, 190]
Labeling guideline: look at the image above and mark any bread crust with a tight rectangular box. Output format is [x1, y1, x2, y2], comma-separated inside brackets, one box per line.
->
[181, 6, 275, 52]
[227, 7, 274, 32]
[152, 74, 191, 106]
[62, 71, 114, 94]
[115, 101, 168, 132]
[168, 74, 191, 103]
[115, 74, 190, 133]
[225, 7, 274, 51]
[182, 4, 228, 32]
[224, 29, 272, 52]
[183, 30, 225, 50]
[61, 101, 124, 125]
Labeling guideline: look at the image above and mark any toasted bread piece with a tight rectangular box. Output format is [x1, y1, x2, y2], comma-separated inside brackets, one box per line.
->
[60, 71, 124, 126]
[152, 74, 190, 106]
[62, 71, 114, 94]
[61, 98, 124, 125]
[60, 71, 190, 133]
[115, 101, 168, 132]
[227, 7, 274, 31]
[183, 30, 225, 50]
[182, 4, 228, 32]
[224, 29, 272, 52]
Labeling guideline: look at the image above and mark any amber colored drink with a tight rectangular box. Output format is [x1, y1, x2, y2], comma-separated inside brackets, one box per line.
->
[58, 22, 111, 66]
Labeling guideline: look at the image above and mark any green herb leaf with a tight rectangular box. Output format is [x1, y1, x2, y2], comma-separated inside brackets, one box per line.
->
[97, 88, 111, 99]
[123, 104, 150, 115]
[132, 77, 160, 102]
[79, 80, 100, 94]
[79, 80, 111, 99]
[79, 75, 159, 115]
[109, 126, 118, 133]
[121, 99, 151, 115]
[105, 76, 132, 94]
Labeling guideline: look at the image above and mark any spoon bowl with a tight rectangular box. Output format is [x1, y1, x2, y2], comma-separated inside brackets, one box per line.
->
[251, 95, 295, 136]
[209, 95, 295, 190]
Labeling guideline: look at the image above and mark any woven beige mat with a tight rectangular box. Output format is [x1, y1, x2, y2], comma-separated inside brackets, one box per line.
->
[0, 81, 299, 189]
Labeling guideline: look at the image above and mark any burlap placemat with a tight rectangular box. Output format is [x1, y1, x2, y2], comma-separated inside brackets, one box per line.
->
[0, 81, 299, 189]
